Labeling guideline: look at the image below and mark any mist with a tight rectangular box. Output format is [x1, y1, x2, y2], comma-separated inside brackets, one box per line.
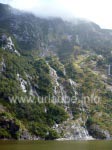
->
[0, 0, 112, 29]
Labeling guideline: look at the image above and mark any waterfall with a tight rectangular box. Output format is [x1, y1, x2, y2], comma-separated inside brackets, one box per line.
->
[76, 34, 80, 45]
[68, 78, 78, 94]
[25, 73, 38, 96]
[17, 74, 27, 93]
[47, 62, 68, 103]
[108, 64, 112, 76]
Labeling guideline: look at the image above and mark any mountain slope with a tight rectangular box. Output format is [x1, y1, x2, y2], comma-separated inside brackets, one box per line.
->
[0, 3, 112, 140]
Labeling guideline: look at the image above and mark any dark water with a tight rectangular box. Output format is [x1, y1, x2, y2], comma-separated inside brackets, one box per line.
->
[0, 140, 112, 150]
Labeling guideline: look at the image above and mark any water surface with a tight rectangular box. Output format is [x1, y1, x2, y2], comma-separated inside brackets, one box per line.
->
[0, 140, 112, 150]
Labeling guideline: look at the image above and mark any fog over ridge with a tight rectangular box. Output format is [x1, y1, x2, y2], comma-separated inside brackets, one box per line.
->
[0, 0, 112, 29]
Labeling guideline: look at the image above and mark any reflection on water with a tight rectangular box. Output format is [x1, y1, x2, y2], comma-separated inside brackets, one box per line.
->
[0, 140, 112, 150]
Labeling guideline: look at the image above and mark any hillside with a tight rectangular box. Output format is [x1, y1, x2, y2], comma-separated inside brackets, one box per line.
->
[0, 3, 112, 140]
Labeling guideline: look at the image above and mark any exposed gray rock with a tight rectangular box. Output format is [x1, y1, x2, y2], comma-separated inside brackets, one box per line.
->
[0, 34, 20, 56]
[19, 130, 39, 140]
[0, 57, 6, 73]
[55, 118, 93, 141]
[88, 124, 111, 140]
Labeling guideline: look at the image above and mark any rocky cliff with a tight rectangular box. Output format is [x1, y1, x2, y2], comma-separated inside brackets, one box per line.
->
[0, 3, 112, 140]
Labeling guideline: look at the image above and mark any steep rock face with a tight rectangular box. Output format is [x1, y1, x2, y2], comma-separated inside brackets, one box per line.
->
[0, 34, 20, 55]
[88, 124, 111, 140]
[48, 63, 68, 101]
[55, 119, 93, 140]
[0, 3, 112, 140]
[0, 45, 111, 140]
[0, 3, 112, 53]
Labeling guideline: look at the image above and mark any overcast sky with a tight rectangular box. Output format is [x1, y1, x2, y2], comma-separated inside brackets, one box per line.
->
[0, 0, 112, 29]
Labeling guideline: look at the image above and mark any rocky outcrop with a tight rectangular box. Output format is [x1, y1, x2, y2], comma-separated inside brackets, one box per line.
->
[19, 130, 39, 140]
[0, 115, 20, 139]
[0, 34, 20, 55]
[17, 73, 27, 93]
[0, 105, 6, 113]
[87, 124, 111, 140]
[54, 118, 93, 141]
[0, 112, 39, 140]
[0, 3, 112, 141]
